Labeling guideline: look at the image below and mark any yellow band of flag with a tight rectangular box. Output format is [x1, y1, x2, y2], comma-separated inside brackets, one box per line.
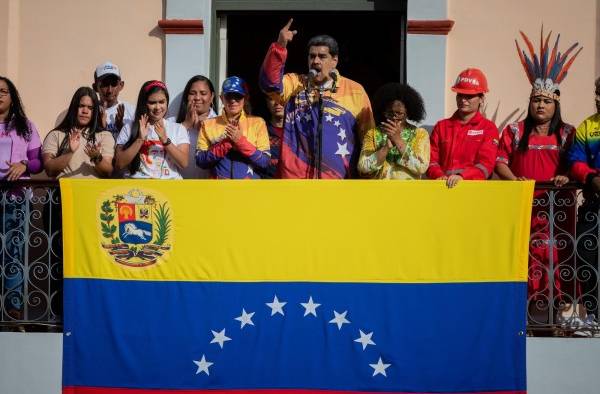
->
[60, 179, 533, 283]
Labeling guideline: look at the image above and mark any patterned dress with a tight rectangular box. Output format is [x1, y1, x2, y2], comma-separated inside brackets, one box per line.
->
[358, 126, 430, 179]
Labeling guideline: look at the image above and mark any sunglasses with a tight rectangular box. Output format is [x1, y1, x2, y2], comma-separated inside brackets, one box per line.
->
[224, 93, 245, 101]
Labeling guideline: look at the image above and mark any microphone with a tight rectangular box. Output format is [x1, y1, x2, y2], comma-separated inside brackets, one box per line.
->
[329, 70, 338, 93]
[308, 69, 318, 84]
[329, 70, 337, 82]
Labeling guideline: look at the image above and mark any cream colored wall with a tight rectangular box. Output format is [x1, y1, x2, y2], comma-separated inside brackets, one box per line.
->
[447, 0, 599, 129]
[0, 0, 164, 138]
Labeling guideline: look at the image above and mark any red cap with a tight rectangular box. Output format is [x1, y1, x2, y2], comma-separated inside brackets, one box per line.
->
[451, 68, 489, 94]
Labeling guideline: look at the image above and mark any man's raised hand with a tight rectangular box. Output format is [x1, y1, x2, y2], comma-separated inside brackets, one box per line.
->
[277, 18, 297, 48]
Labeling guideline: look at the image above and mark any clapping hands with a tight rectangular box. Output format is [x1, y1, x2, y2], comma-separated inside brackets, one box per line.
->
[183, 101, 201, 130]
[69, 128, 82, 153]
[138, 114, 149, 140]
[225, 119, 242, 143]
[84, 142, 102, 163]
[381, 120, 405, 152]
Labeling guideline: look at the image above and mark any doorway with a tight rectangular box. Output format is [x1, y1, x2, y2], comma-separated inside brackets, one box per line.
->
[219, 10, 406, 119]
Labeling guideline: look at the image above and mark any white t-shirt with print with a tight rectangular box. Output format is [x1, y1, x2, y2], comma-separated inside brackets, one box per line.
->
[116, 118, 190, 179]
[105, 101, 135, 140]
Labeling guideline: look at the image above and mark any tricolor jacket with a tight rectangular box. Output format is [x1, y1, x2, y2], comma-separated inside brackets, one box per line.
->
[196, 111, 270, 179]
[259, 42, 374, 179]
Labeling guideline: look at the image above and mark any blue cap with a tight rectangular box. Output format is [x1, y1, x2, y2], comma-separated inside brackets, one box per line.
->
[222, 76, 247, 96]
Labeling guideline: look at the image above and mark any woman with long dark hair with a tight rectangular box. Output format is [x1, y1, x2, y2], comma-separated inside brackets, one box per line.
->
[42, 86, 114, 178]
[496, 93, 572, 185]
[358, 83, 429, 179]
[496, 27, 581, 331]
[169, 75, 216, 178]
[0, 76, 43, 322]
[115, 80, 189, 179]
[0, 76, 43, 180]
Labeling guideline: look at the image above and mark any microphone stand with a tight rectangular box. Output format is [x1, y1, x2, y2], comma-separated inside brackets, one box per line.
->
[312, 75, 338, 179]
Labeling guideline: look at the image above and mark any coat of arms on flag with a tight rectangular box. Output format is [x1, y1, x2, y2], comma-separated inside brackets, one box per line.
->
[98, 188, 172, 267]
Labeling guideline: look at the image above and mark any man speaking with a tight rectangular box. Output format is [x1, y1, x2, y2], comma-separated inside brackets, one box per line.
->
[259, 19, 374, 178]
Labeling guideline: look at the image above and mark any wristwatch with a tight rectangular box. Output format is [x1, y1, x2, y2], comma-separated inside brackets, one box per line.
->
[163, 138, 172, 146]
[20, 159, 28, 168]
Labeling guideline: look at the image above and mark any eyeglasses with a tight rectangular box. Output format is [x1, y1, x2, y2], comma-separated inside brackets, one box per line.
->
[0, 89, 9, 98]
[383, 111, 406, 121]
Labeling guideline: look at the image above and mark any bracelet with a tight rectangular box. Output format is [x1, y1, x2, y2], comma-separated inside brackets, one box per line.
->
[91, 155, 103, 164]
[162, 138, 172, 146]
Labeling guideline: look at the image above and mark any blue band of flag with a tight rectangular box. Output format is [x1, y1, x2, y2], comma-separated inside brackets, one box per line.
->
[63, 280, 526, 393]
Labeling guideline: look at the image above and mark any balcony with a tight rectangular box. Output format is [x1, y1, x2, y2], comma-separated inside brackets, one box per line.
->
[1, 180, 599, 337]
[2, 180, 600, 394]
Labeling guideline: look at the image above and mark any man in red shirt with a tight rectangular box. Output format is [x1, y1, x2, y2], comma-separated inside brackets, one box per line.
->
[427, 68, 499, 187]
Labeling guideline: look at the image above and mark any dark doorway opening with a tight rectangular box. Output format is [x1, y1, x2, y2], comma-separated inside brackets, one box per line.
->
[224, 11, 406, 120]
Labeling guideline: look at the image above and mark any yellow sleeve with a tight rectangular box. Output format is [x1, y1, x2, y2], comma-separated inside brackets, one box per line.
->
[355, 87, 375, 139]
[398, 128, 431, 176]
[357, 128, 381, 176]
[281, 73, 306, 104]
[255, 119, 270, 152]
[198, 122, 210, 151]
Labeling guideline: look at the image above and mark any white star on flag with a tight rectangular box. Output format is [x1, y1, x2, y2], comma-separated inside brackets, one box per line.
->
[210, 328, 231, 348]
[329, 310, 350, 330]
[246, 166, 254, 176]
[300, 296, 321, 317]
[234, 308, 255, 329]
[193, 355, 213, 375]
[337, 128, 346, 141]
[370, 357, 391, 377]
[266, 295, 287, 316]
[304, 113, 312, 121]
[333, 120, 341, 127]
[335, 142, 350, 159]
[325, 114, 334, 122]
[354, 330, 376, 350]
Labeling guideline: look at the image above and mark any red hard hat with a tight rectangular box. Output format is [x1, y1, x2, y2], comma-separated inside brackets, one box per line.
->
[451, 68, 489, 94]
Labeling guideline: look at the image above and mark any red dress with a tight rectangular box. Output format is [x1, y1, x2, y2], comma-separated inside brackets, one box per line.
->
[497, 121, 575, 301]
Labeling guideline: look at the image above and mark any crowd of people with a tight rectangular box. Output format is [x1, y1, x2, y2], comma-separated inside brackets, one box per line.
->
[1, 21, 600, 333]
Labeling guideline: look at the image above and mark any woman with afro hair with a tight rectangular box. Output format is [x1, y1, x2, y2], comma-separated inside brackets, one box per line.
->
[358, 83, 429, 179]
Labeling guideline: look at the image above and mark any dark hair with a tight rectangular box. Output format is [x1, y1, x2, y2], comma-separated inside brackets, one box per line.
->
[175, 75, 216, 123]
[372, 83, 426, 125]
[595, 77, 600, 89]
[123, 80, 170, 174]
[307, 35, 339, 57]
[518, 92, 564, 151]
[53, 86, 101, 155]
[0, 76, 32, 141]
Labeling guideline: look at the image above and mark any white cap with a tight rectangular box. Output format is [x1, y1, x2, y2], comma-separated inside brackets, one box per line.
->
[95, 62, 121, 79]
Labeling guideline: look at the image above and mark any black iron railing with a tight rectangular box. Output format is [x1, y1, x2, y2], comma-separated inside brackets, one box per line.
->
[1, 180, 599, 336]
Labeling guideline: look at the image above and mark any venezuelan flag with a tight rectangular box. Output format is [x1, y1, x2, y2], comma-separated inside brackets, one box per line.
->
[61, 179, 532, 394]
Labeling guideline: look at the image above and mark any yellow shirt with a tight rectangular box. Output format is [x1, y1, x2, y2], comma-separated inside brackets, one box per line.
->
[358, 126, 430, 179]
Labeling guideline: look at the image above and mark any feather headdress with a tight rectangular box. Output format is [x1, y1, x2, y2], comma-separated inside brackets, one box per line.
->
[515, 26, 583, 101]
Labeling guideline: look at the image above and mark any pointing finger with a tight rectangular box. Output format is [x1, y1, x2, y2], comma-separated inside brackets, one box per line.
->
[284, 18, 293, 29]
